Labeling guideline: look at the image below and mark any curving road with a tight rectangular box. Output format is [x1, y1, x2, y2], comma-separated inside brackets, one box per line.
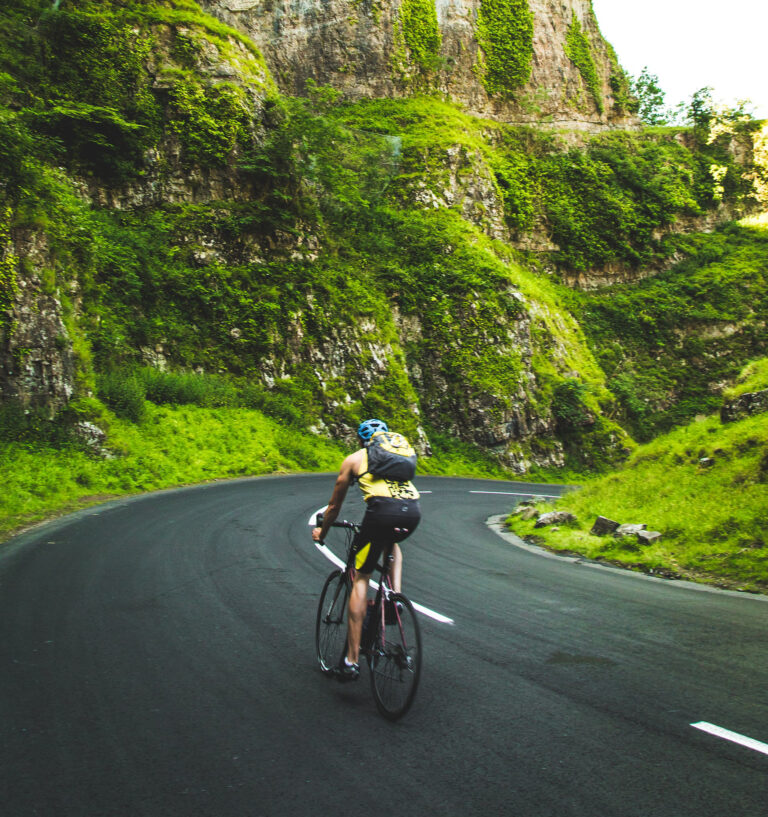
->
[1, 474, 767, 816]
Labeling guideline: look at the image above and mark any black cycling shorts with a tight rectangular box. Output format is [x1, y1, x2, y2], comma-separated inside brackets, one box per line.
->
[352, 497, 421, 575]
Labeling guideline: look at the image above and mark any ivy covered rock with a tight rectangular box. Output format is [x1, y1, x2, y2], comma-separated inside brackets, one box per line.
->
[721, 389, 768, 422]
[1, 0, 765, 478]
[201, 0, 636, 128]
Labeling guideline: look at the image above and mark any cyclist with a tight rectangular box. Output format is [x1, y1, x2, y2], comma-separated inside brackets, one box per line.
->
[312, 418, 421, 682]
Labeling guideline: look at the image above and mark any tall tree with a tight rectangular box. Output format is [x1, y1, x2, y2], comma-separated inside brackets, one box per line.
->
[631, 67, 668, 125]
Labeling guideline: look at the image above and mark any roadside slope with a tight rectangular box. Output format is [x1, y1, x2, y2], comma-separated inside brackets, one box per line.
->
[507, 395, 768, 593]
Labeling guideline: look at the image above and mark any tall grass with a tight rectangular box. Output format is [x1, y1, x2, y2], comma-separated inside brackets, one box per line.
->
[507, 411, 768, 592]
[96, 367, 305, 426]
[0, 403, 345, 540]
[723, 358, 768, 399]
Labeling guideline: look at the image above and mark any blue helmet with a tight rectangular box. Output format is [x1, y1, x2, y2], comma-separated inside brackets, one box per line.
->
[357, 418, 388, 443]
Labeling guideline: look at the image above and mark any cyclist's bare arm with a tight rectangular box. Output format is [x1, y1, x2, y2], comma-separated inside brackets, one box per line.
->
[312, 450, 364, 542]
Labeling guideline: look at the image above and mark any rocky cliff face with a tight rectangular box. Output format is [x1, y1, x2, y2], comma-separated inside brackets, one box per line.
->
[2, 0, 759, 474]
[0, 227, 75, 415]
[200, 0, 637, 129]
[0, 11, 273, 414]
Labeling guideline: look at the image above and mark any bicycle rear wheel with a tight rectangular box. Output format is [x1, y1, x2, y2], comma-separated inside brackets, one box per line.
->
[315, 569, 349, 673]
[368, 593, 421, 720]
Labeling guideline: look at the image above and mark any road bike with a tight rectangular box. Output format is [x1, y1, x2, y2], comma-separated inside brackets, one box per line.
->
[314, 518, 422, 721]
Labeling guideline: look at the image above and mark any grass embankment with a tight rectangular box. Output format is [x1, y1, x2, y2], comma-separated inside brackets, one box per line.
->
[0, 401, 513, 543]
[507, 405, 768, 593]
[724, 357, 768, 400]
[0, 403, 340, 541]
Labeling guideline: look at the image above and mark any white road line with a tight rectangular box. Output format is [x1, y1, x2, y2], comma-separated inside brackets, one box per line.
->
[691, 722, 768, 757]
[409, 600, 454, 625]
[309, 507, 454, 626]
[469, 490, 562, 498]
[313, 542, 345, 570]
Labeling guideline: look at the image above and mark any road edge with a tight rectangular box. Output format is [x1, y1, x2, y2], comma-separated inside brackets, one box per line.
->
[486, 514, 768, 603]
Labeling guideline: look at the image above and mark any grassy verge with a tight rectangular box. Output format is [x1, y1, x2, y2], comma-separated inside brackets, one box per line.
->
[506, 410, 768, 593]
[0, 403, 344, 541]
[0, 402, 520, 543]
[723, 357, 768, 400]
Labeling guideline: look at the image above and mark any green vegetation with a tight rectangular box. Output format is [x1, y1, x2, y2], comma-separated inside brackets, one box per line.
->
[564, 12, 602, 113]
[339, 96, 760, 272]
[0, 394, 516, 540]
[475, 0, 534, 97]
[398, 0, 442, 72]
[0, 0, 270, 185]
[507, 393, 768, 592]
[0, 206, 18, 334]
[630, 67, 668, 125]
[724, 358, 768, 400]
[570, 223, 768, 439]
[0, 402, 344, 540]
[538, 128, 757, 272]
[419, 429, 513, 479]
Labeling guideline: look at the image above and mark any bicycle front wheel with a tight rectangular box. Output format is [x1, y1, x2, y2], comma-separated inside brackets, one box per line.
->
[368, 593, 421, 720]
[315, 569, 349, 673]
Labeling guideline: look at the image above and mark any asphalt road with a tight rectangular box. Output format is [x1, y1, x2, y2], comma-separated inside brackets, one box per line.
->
[1, 474, 767, 816]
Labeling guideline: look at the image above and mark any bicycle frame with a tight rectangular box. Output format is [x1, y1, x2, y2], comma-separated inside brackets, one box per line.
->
[323, 519, 408, 657]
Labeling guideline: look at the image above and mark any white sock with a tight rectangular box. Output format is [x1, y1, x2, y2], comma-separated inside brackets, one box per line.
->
[344, 656, 357, 667]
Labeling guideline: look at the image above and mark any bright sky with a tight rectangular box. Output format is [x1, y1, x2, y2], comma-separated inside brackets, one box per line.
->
[591, 0, 768, 120]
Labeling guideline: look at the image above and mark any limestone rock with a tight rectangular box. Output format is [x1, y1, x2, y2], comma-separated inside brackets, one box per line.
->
[0, 230, 75, 413]
[720, 389, 768, 423]
[637, 530, 662, 545]
[200, 0, 639, 129]
[613, 523, 646, 538]
[535, 510, 576, 528]
[590, 515, 619, 536]
[73, 421, 111, 458]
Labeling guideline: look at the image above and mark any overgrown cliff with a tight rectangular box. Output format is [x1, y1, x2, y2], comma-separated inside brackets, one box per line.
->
[1, 0, 766, 476]
[198, 0, 635, 129]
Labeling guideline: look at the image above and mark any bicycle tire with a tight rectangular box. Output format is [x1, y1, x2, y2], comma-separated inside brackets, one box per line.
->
[315, 569, 349, 673]
[368, 593, 421, 720]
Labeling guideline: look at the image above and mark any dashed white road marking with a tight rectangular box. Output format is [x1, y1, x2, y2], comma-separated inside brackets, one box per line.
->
[470, 490, 562, 498]
[691, 722, 768, 757]
[407, 600, 454, 625]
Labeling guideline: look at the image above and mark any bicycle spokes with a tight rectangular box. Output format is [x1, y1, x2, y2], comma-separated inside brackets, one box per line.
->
[315, 570, 349, 673]
[368, 593, 421, 720]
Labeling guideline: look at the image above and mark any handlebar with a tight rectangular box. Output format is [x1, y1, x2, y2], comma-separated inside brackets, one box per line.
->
[315, 513, 358, 530]
[313, 513, 359, 544]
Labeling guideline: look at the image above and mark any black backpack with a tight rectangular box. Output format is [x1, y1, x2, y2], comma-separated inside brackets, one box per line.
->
[366, 431, 417, 482]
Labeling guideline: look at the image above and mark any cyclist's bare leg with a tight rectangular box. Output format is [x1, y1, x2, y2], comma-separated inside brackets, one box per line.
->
[391, 543, 403, 593]
[346, 571, 371, 665]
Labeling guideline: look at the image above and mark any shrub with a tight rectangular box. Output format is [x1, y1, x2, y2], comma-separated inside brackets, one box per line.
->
[552, 379, 592, 435]
[96, 369, 147, 422]
[0, 399, 76, 446]
[136, 368, 238, 409]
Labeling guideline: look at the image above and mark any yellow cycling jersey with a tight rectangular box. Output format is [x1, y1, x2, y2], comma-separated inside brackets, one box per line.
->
[357, 449, 420, 502]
